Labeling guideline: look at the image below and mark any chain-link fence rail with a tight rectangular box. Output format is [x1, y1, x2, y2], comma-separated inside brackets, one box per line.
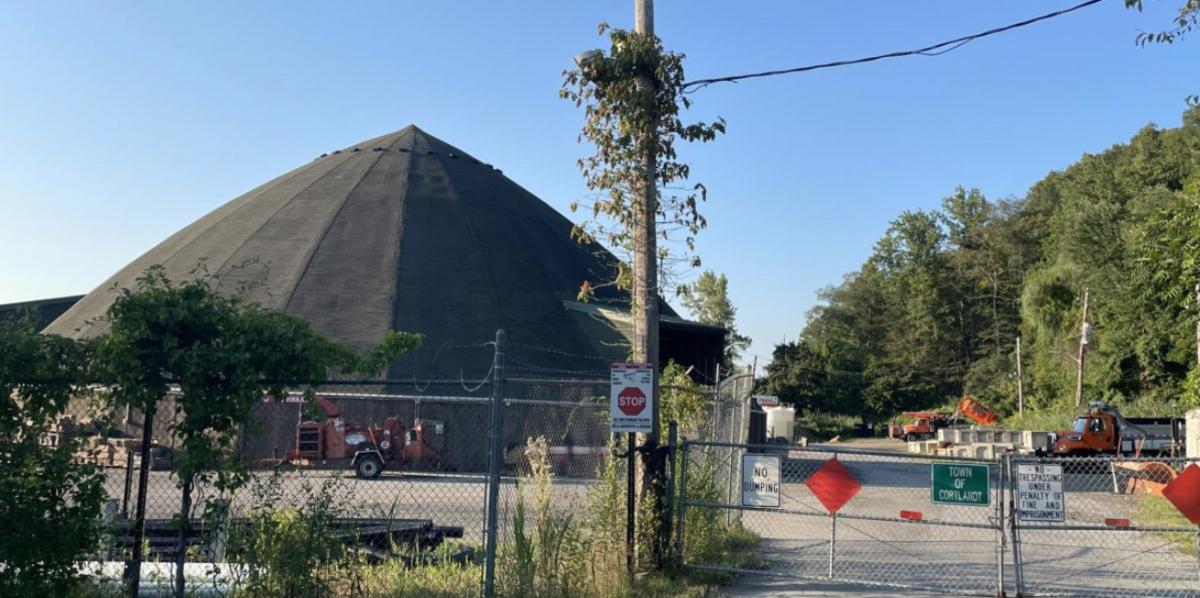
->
[679, 441, 1007, 597]
[1008, 454, 1200, 598]
[48, 332, 750, 596]
[55, 381, 492, 570]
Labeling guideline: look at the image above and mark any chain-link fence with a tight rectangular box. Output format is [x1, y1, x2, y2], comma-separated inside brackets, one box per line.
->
[679, 441, 1006, 596]
[44, 332, 673, 596]
[1008, 454, 1200, 598]
[678, 440, 1200, 598]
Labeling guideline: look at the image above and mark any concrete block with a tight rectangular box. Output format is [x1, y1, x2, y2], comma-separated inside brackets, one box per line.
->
[938, 429, 953, 443]
[1021, 431, 1050, 450]
[974, 445, 991, 460]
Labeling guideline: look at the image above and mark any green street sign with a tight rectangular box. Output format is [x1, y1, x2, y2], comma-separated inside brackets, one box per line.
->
[931, 463, 990, 506]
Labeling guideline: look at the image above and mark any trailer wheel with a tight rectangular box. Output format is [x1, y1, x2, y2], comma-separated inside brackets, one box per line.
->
[355, 454, 384, 480]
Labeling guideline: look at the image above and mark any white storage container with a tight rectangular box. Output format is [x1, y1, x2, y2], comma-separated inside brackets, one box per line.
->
[764, 405, 796, 442]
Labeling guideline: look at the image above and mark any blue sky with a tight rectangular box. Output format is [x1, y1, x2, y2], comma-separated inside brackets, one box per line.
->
[1, 1, 1195, 365]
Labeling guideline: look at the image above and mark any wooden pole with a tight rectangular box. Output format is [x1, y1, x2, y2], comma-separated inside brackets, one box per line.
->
[1075, 288, 1089, 409]
[1016, 336, 1025, 416]
[633, 0, 659, 442]
[633, 0, 665, 568]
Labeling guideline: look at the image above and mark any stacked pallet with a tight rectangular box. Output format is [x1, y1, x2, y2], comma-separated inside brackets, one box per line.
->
[71, 435, 173, 470]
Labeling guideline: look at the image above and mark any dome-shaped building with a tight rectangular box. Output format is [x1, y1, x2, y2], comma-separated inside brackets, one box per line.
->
[45, 126, 723, 380]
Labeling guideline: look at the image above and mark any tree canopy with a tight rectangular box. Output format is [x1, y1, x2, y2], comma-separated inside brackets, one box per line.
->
[766, 106, 1200, 419]
[681, 270, 751, 369]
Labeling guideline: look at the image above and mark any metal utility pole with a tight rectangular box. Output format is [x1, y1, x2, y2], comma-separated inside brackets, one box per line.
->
[1016, 337, 1025, 416]
[1074, 288, 1090, 408]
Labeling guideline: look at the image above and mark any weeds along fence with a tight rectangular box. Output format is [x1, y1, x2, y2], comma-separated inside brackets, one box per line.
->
[38, 332, 758, 596]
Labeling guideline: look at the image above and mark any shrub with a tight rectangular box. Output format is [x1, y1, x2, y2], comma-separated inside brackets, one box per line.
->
[0, 312, 106, 598]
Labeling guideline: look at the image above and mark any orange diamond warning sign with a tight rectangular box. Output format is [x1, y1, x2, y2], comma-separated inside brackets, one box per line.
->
[1162, 463, 1200, 525]
[805, 458, 861, 515]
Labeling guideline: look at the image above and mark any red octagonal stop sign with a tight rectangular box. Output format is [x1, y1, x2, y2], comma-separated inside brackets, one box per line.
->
[617, 387, 647, 416]
[1162, 463, 1200, 525]
[805, 457, 861, 515]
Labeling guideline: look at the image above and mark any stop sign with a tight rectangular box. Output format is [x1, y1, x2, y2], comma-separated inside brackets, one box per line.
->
[618, 387, 647, 416]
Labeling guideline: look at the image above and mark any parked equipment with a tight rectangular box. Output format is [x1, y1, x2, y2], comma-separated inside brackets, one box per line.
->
[285, 397, 443, 479]
[1049, 401, 1186, 457]
[890, 397, 1001, 442]
[889, 412, 951, 442]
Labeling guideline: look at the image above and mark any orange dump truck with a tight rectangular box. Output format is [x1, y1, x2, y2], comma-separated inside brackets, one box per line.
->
[1050, 401, 1185, 457]
[889, 412, 951, 442]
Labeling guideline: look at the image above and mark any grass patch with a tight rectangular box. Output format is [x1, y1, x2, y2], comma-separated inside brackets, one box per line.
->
[1135, 496, 1198, 557]
[796, 412, 859, 442]
[1004, 402, 1078, 432]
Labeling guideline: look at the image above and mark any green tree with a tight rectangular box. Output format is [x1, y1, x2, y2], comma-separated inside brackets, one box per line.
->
[1126, 0, 1199, 45]
[760, 341, 828, 411]
[95, 266, 421, 597]
[0, 312, 105, 598]
[680, 270, 751, 368]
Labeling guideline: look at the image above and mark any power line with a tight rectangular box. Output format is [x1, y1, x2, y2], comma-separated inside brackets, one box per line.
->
[682, 0, 1108, 92]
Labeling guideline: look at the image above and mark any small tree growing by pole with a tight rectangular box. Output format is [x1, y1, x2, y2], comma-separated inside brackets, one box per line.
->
[96, 266, 421, 598]
[562, 17, 724, 566]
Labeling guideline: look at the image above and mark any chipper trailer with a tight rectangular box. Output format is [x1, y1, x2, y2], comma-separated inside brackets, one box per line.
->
[285, 397, 443, 479]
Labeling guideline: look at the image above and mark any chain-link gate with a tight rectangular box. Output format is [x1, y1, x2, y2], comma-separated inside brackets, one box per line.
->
[1007, 454, 1200, 598]
[679, 441, 1007, 596]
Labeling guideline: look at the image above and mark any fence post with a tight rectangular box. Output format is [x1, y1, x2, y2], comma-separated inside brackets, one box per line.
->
[122, 451, 134, 518]
[827, 513, 837, 580]
[102, 499, 119, 560]
[1007, 454, 1025, 597]
[210, 499, 230, 563]
[626, 431, 636, 576]
[124, 404, 155, 598]
[675, 442, 689, 567]
[664, 420, 678, 561]
[483, 330, 505, 598]
[995, 456, 1005, 598]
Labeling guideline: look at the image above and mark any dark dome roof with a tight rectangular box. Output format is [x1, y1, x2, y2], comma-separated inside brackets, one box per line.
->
[47, 126, 673, 377]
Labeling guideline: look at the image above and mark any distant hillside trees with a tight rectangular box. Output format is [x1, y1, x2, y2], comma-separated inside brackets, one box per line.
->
[766, 106, 1200, 419]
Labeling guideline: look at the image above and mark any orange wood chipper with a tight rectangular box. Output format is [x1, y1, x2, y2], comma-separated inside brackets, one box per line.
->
[285, 397, 443, 479]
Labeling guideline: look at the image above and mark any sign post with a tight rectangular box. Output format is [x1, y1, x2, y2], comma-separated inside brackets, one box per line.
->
[611, 362, 654, 576]
[1016, 463, 1065, 522]
[741, 454, 782, 507]
[611, 363, 654, 434]
[931, 463, 991, 506]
